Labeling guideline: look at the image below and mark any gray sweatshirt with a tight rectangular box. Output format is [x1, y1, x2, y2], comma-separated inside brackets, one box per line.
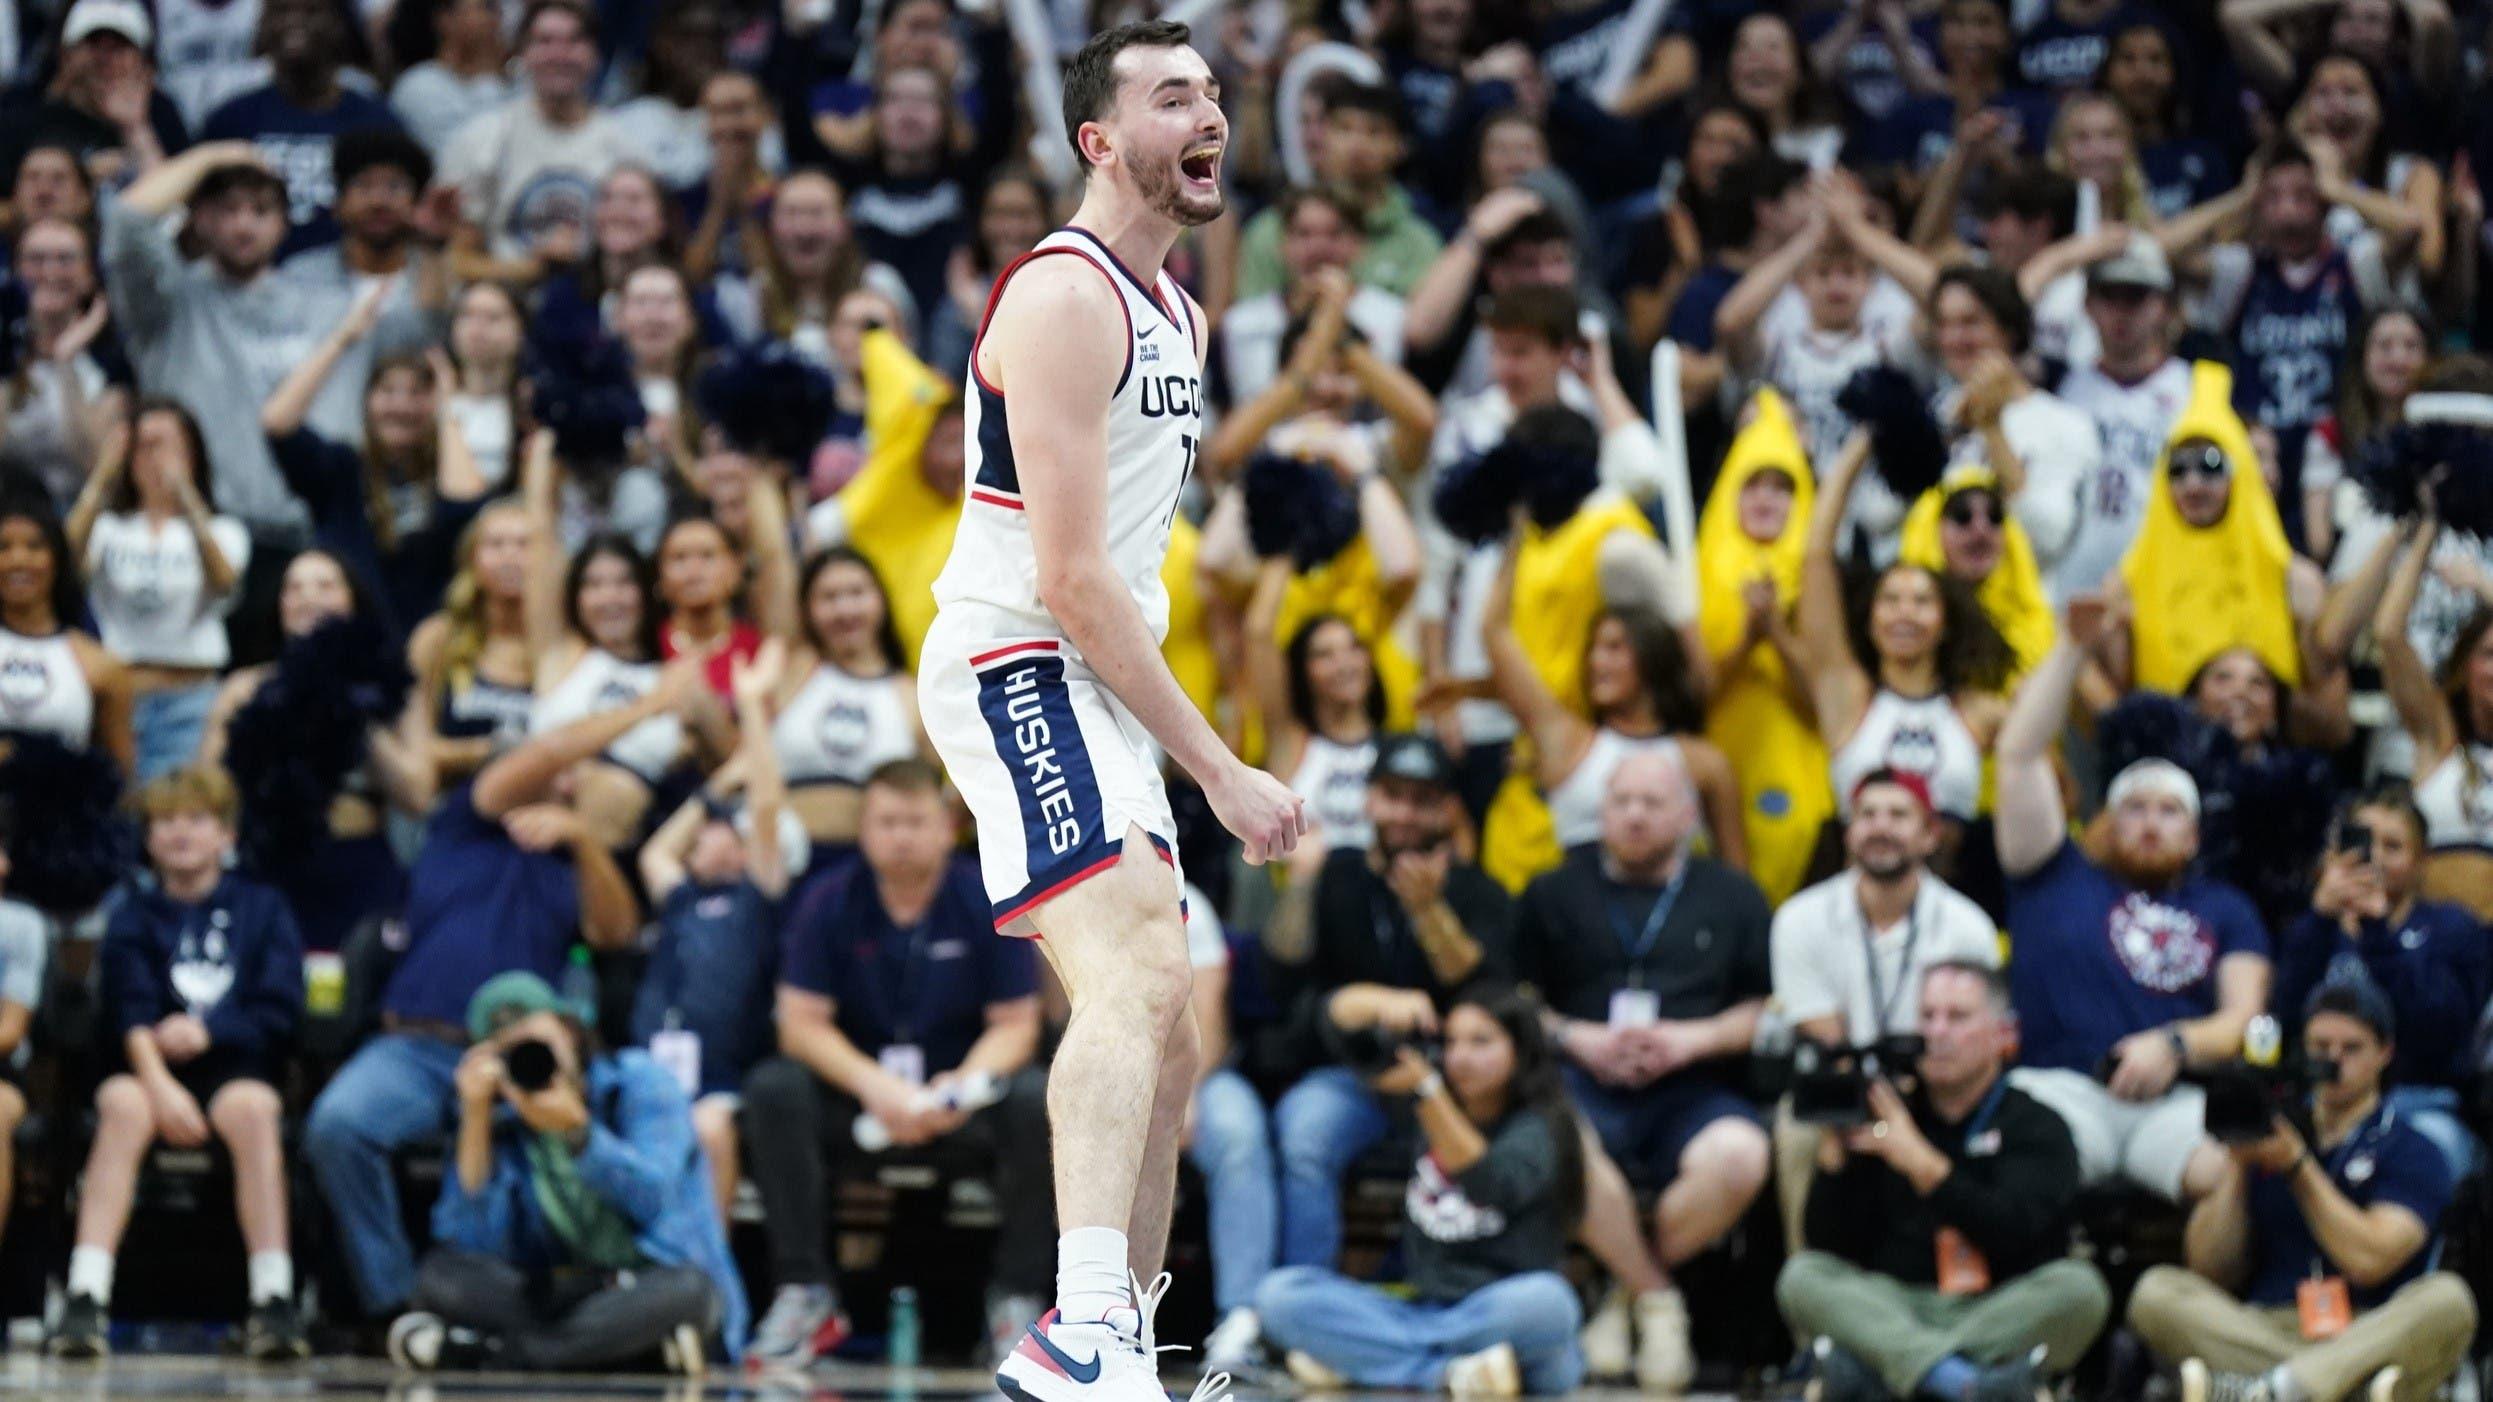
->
[103, 195, 419, 534]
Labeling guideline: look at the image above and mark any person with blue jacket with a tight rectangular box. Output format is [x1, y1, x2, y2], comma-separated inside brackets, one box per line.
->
[53, 765, 306, 1362]
[388, 971, 749, 1375]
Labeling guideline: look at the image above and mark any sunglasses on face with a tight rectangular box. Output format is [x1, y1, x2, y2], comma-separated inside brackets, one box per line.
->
[2170, 445, 2232, 483]
[1942, 495, 2002, 529]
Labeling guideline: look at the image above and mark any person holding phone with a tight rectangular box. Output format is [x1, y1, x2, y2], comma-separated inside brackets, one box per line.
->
[2270, 785, 2492, 1184]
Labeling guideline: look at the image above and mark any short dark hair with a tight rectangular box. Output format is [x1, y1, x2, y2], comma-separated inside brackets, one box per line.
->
[2343, 780, 2428, 851]
[1480, 284, 1579, 346]
[192, 163, 287, 210]
[865, 757, 946, 798]
[1933, 262, 2033, 355]
[1716, 147, 1805, 248]
[1276, 184, 1365, 234]
[1062, 19, 1193, 168]
[1484, 209, 1573, 266]
[334, 126, 433, 194]
[1323, 81, 1403, 133]
[520, 0, 599, 42]
[1972, 162, 2077, 237]
[2258, 135, 2315, 177]
[1922, 957, 2011, 1013]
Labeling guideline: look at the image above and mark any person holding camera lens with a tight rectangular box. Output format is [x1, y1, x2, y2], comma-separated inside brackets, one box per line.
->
[2126, 980, 2478, 1402]
[1257, 986, 1588, 1397]
[1516, 748, 1773, 1391]
[1778, 960, 2110, 1402]
[2273, 785, 2492, 1185]
[1265, 731, 1513, 1273]
[388, 971, 748, 1374]
[1994, 598, 2272, 1204]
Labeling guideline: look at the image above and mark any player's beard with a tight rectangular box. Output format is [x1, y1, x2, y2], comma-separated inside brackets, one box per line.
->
[1135, 151, 1224, 228]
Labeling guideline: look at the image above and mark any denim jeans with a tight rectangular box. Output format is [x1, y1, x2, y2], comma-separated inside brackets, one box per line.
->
[2386, 1085, 2481, 1187]
[133, 682, 219, 784]
[1274, 1065, 1392, 1269]
[305, 1033, 464, 1314]
[1256, 1266, 1586, 1394]
[1187, 1067, 1277, 1314]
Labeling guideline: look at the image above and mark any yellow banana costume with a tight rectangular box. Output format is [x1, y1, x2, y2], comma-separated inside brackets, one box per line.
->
[1898, 461, 2057, 685]
[837, 328, 961, 666]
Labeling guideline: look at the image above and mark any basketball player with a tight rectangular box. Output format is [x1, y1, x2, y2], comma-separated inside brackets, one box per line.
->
[917, 21, 1304, 1402]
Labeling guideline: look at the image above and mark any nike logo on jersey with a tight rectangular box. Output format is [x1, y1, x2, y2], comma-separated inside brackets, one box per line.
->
[1025, 1322, 1103, 1383]
[1137, 324, 1157, 340]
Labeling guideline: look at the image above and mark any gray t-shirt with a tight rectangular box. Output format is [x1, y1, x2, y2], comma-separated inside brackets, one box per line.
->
[0, 898, 48, 1071]
[1403, 1107, 1569, 1303]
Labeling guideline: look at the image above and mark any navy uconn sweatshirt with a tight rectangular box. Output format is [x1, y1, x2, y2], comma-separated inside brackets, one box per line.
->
[101, 873, 305, 1063]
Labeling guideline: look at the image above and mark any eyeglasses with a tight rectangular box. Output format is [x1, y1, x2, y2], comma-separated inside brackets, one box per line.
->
[1942, 495, 2001, 529]
[2170, 445, 2232, 483]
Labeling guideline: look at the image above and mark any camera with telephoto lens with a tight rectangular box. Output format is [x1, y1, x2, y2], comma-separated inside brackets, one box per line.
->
[1338, 1023, 1436, 1078]
[2201, 1015, 2335, 1143]
[1788, 1034, 1926, 1126]
[503, 1038, 561, 1093]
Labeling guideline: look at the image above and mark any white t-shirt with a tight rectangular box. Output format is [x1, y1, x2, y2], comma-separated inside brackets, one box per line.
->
[1220, 285, 1407, 406]
[449, 393, 515, 489]
[1185, 882, 1228, 970]
[155, 0, 268, 130]
[84, 512, 252, 669]
[1939, 385, 2097, 590]
[1755, 317, 1918, 551]
[438, 99, 631, 259]
[391, 63, 520, 156]
[1771, 868, 1998, 1044]
[0, 897, 44, 1071]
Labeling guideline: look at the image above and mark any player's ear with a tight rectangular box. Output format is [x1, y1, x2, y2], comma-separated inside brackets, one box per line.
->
[1078, 121, 1116, 169]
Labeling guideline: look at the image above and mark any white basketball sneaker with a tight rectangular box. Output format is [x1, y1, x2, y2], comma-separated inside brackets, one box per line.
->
[996, 1305, 1164, 1402]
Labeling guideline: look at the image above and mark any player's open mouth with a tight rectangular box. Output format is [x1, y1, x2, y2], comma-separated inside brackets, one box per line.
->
[1180, 144, 1222, 188]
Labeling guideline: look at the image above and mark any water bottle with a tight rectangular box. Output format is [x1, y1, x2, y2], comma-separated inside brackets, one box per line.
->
[853, 1069, 1005, 1151]
[562, 945, 598, 1022]
[888, 1285, 920, 1369]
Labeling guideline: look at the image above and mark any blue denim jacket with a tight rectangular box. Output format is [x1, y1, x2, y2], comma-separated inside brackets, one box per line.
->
[431, 1048, 750, 1360]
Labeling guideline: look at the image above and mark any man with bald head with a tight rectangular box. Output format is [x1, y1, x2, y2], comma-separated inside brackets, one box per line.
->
[1514, 748, 1774, 1388]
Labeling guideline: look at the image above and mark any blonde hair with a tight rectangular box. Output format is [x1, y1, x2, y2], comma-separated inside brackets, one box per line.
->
[439, 501, 531, 686]
[137, 764, 240, 828]
[2048, 93, 2156, 230]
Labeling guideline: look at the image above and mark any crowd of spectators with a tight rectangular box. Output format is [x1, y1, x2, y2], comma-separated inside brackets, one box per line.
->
[0, 0, 2489, 1396]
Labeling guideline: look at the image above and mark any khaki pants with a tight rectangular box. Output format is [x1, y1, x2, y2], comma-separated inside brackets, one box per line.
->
[1775, 1250, 2113, 1396]
[2127, 1266, 2478, 1402]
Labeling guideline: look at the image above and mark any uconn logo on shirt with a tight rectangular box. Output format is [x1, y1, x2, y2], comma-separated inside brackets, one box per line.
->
[2106, 893, 2216, 994]
[0, 656, 53, 716]
[1138, 374, 1201, 420]
[1001, 666, 1083, 856]
[1885, 723, 1941, 776]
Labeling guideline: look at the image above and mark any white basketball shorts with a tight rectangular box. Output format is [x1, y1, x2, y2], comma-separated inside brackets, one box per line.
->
[919, 604, 1185, 932]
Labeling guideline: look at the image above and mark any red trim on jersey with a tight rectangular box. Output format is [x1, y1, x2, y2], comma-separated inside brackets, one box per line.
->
[967, 638, 1060, 667]
[969, 242, 1132, 398]
[1164, 272, 1199, 358]
[968, 488, 1026, 510]
[992, 840, 1179, 935]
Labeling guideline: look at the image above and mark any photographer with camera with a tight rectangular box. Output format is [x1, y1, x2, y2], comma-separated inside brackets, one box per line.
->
[1516, 748, 1773, 1390]
[1770, 769, 2001, 1245]
[1258, 986, 1588, 1397]
[2127, 981, 2478, 1402]
[1779, 960, 2110, 1402]
[1995, 602, 2271, 1203]
[390, 972, 748, 1374]
[1266, 732, 1514, 1272]
[2272, 786, 2491, 1184]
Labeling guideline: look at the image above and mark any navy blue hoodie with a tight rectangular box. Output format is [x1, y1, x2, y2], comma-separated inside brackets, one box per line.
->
[101, 872, 304, 1065]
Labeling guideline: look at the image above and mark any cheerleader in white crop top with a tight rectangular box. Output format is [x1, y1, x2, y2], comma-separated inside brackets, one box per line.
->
[2379, 521, 2493, 918]
[1479, 543, 1748, 868]
[1798, 433, 2010, 844]
[1247, 563, 1381, 851]
[770, 549, 931, 856]
[0, 500, 130, 770]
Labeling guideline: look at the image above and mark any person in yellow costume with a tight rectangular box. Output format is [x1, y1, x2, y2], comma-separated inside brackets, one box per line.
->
[804, 325, 961, 666]
[1897, 460, 2058, 683]
[1698, 390, 1834, 905]
[2106, 362, 2325, 701]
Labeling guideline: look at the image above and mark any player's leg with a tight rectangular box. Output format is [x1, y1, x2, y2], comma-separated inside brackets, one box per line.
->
[1125, 999, 1200, 1280]
[1024, 827, 1193, 1322]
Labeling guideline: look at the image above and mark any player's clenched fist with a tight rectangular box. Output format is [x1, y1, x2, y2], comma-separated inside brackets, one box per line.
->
[1209, 761, 1306, 864]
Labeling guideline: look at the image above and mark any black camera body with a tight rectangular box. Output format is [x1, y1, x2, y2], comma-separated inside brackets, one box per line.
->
[1789, 1034, 1925, 1126]
[2201, 1053, 2337, 1142]
[1338, 1023, 1435, 1078]
[503, 1037, 561, 1093]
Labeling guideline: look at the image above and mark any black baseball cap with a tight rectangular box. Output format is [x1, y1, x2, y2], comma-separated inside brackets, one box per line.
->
[1370, 732, 1455, 791]
[2306, 975, 2396, 1043]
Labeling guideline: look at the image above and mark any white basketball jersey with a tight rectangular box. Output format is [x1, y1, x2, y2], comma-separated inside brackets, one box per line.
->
[938, 228, 1204, 643]
[2057, 357, 2192, 598]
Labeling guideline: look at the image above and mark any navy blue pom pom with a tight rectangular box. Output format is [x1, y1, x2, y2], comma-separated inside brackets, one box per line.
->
[699, 340, 838, 464]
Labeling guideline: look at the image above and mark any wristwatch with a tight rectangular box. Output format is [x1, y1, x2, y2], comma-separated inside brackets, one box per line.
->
[2163, 1026, 2189, 1065]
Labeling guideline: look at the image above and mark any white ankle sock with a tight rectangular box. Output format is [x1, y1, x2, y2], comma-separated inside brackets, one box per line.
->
[1055, 1227, 1131, 1324]
[247, 1252, 293, 1305]
[67, 1247, 114, 1305]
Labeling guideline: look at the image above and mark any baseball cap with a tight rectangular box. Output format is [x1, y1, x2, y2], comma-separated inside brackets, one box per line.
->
[1850, 768, 1935, 818]
[2305, 972, 2396, 1044]
[466, 971, 572, 1042]
[2087, 232, 2172, 294]
[2106, 758, 2201, 820]
[63, 0, 153, 48]
[1370, 732, 1455, 791]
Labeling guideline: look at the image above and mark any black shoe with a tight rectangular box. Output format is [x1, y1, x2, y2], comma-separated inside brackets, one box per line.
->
[47, 1293, 109, 1359]
[244, 1300, 310, 1362]
[1808, 1337, 1893, 1402]
[1966, 1350, 2053, 1402]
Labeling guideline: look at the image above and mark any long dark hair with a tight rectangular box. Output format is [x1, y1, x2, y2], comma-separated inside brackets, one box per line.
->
[1846, 562, 2015, 696]
[113, 397, 218, 516]
[799, 545, 904, 669]
[362, 351, 440, 551]
[2439, 607, 2493, 748]
[0, 495, 85, 632]
[1588, 607, 1706, 735]
[1448, 984, 1585, 1232]
[565, 532, 660, 661]
[2337, 302, 2432, 445]
[1286, 613, 1384, 738]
